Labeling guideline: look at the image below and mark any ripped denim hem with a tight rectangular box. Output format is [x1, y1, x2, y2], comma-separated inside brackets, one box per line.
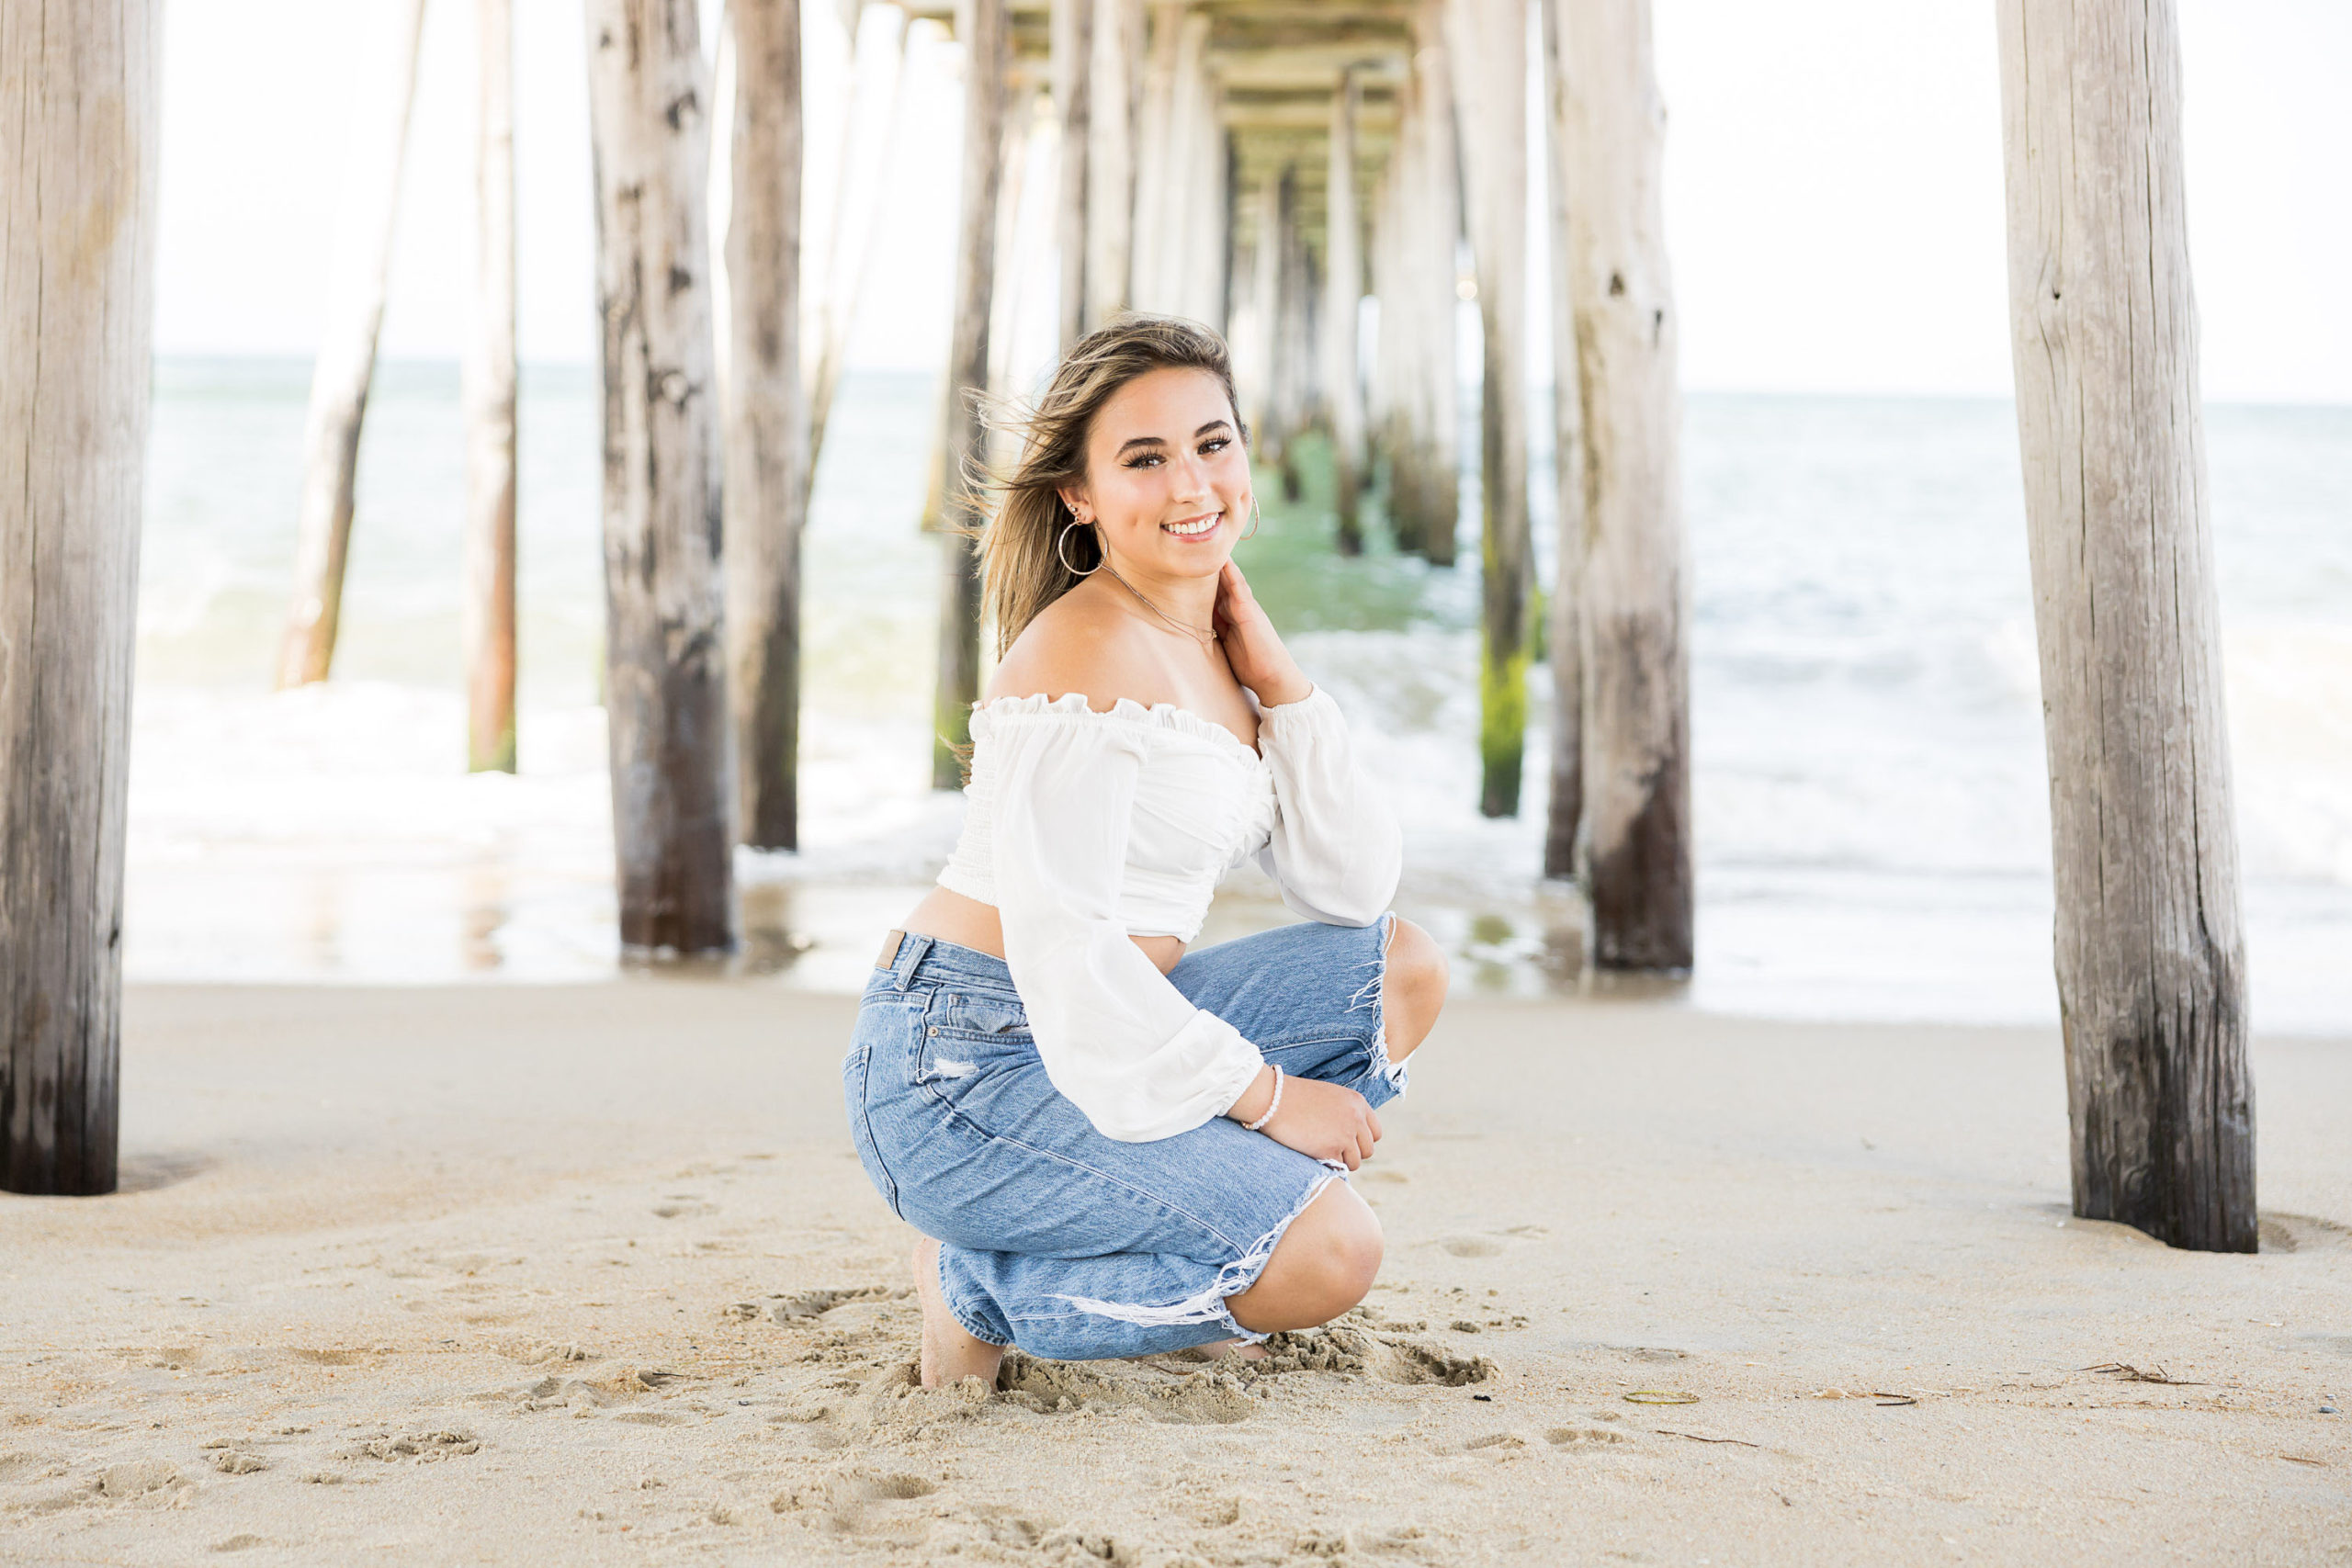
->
[1046, 1167, 1345, 1345]
[1349, 909, 1409, 1097]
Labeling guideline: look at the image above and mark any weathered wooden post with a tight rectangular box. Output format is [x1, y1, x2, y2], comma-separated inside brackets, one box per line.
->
[1, 0, 159, 1196]
[1538, 0, 1583, 876]
[584, 0, 736, 953]
[1233, 175, 1281, 446]
[1996, 0, 2252, 1252]
[1449, 0, 1531, 818]
[1174, 10, 1225, 331]
[465, 0, 520, 774]
[728, 0, 810, 852]
[1083, 0, 1139, 329]
[1322, 67, 1366, 553]
[1564, 0, 1689, 967]
[1130, 1, 1183, 311]
[1051, 0, 1092, 350]
[933, 0, 1009, 788]
[1375, 0, 1459, 565]
[276, 0, 427, 689]
[1269, 162, 1316, 502]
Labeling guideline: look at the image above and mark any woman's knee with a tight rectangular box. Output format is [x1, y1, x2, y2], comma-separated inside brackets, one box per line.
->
[1380, 917, 1450, 1060]
[1226, 1182, 1384, 1334]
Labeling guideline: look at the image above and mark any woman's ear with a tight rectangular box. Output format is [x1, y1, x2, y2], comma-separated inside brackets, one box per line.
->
[1055, 483, 1089, 521]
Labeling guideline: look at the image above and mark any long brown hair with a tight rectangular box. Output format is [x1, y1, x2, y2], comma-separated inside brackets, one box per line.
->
[945, 311, 1250, 661]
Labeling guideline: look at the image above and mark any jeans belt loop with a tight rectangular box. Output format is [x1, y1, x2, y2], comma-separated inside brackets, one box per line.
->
[892, 932, 935, 991]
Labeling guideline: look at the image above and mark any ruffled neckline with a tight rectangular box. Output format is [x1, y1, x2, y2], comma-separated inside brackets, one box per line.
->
[970, 690, 1265, 764]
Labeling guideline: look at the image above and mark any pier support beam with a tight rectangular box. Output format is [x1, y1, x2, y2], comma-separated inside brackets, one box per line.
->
[1083, 0, 1139, 329]
[585, 0, 736, 953]
[1566, 0, 1690, 968]
[276, 0, 427, 688]
[933, 0, 1010, 788]
[1051, 0, 1092, 350]
[1450, 0, 1532, 818]
[1322, 67, 1366, 553]
[1996, 0, 2252, 1251]
[464, 0, 519, 774]
[2, 0, 159, 1195]
[727, 0, 811, 851]
[1538, 0, 1583, 876]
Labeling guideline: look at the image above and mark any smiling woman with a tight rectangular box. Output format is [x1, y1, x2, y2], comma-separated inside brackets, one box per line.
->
[840, 313, 1453, 1387]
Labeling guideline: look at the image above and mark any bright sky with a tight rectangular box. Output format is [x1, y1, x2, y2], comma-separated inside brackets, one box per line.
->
[154, 0, 2350, 401]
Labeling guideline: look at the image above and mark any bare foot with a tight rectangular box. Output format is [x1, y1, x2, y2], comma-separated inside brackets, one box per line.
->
[910, 1236, 1006, 1390]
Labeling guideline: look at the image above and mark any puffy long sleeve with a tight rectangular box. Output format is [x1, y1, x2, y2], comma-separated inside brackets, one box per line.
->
[1252, 683, 1403, 927]
[990, 713, 1268, 1143]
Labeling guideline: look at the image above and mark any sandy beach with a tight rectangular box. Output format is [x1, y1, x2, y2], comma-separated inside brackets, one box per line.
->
[3, 981, 2346, 1565]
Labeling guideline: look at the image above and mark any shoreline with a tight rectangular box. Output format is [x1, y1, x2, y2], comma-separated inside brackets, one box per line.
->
[3, 983, 2346, 1563]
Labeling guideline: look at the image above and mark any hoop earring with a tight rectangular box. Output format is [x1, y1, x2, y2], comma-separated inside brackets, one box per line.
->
[1239, 497, 1261, 541]
[1056, 521, 1100, 576]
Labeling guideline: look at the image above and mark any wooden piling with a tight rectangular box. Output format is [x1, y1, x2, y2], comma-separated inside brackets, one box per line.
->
[1, 0, 158, 1195]
[933, 0, 1010, 789]
[1322, 67, 1366, 553]
[1270, 162, 1317, 502]
[275, 0, 427, 689]
[1400, 0, 1458, 563]
[1083, 0, 1139, 328]
[727, 0, 811, 852]
[1449, 0, 1532, 818]
[1538, 0, 1583, 876]
[1051, 0, 1092, 350]
[1566, 0, 1690, 968]
[584, 0, 736, 953]
[1996, 0, 2252, 1251]
[464, 0, 519, 775]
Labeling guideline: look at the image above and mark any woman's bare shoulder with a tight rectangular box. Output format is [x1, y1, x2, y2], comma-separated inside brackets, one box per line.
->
[986, 588, 1159, 712]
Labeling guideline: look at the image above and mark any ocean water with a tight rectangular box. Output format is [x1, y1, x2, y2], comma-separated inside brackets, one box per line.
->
[128, 359, 2352, 1031]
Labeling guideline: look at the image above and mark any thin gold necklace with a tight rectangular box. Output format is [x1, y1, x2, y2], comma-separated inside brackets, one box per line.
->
[1102, 560, 1218, 647]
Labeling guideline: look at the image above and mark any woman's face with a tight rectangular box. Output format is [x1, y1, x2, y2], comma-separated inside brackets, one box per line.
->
[1059, 366, 1251, 581]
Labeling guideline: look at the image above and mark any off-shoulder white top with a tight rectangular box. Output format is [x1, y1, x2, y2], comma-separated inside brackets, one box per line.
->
[933, 682, 1403, 1143]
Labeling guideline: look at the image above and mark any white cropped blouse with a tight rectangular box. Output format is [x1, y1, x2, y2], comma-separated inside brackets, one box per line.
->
[933, 682, 1403, 1143]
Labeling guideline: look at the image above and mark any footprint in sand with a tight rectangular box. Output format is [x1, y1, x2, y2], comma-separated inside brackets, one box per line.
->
[1430, 1224, 1550, 1258]
[1546, 1426, 1630, 1448]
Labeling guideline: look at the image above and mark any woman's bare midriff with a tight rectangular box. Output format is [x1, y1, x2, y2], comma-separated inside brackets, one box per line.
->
[899, 886, 1186, 976]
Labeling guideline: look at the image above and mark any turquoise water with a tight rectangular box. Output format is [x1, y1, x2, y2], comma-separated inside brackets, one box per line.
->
[129, 359, 2352, 1030]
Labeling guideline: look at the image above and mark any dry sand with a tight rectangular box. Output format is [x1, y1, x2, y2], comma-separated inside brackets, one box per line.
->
[2, 981, 2346, 1565]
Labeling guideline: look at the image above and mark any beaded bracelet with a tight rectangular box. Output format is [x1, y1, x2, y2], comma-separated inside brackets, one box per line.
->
[1243, 1064, 1284, 1132]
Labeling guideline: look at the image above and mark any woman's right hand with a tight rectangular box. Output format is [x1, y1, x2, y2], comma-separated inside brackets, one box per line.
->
[1238, 1071, 1381, 1169]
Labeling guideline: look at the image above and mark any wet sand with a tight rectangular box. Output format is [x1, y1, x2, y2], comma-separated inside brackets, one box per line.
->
[3, 981, 2346, 1565]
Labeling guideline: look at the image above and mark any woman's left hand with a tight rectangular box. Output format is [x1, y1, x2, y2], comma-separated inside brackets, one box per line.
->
[1212, 558, 1311, 707]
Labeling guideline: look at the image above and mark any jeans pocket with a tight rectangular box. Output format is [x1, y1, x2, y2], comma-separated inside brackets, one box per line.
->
[843, 1009, 906, 1219]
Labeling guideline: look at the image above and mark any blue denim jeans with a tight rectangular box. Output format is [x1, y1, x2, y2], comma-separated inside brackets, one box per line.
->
[842, 912, 1408, 1361]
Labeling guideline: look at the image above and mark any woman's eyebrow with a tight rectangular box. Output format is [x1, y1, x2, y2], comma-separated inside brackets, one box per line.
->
[1114, 420, 1231, 457]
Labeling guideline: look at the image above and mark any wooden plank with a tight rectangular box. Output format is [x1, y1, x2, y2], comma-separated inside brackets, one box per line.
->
[1996, 0, 2252, 1251]
[728, 0, 812, 852]
[585, 0, 736, 953]
[1, 0, 159, 1195]
[1566, 0, 1690, 968]
[933, 0, 1010, 787]
[1448, 0, 1530, 818]
[464, 0, 519, 775]
[275, 0, 427, 688]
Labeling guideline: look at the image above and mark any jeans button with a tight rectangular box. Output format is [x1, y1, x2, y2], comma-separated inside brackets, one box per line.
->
[928, 1027, 938, 1036]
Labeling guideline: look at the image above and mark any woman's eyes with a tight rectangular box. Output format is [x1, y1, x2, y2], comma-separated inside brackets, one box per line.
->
[1124, 437, 1231, 469]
